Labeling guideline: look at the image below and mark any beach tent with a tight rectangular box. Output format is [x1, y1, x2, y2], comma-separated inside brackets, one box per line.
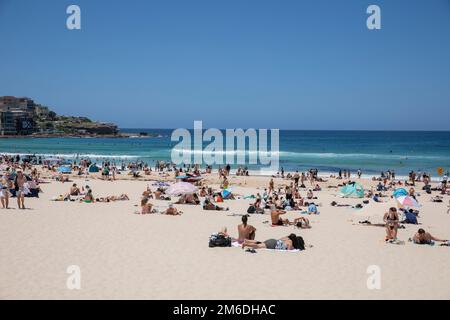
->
[393, 188, 408, 198]
[340, 183, 365, 198]
[89, 164, 100, 173]
[221, 189, 232, 199]
[58, 166, 72, 174]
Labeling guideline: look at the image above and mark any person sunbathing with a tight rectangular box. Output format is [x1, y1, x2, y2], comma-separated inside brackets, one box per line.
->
[242, 233, 300, 251]
[293, 217, 311, 229]
[81, 189, 95, 203]
[271, 205, 289, 225]
[69, 183, 80, 196]
[199, 187, 207, 197]
[411, 229, 448, 245]
[237, 215, 256, 243]
[307, 203, 319, 215]
[165, 204, 182, 215]
[203, 198, 228, 211]
[140, 197, 153, 214]
[142, 186, 153, 199]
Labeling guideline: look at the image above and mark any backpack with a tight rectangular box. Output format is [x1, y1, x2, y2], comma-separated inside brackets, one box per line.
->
[209, 233, 232, 248]
[247, 205, 256, 214]
[403, 211, 418, 224]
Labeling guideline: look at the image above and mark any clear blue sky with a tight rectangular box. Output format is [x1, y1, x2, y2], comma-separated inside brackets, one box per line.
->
[0, 0, 449, 130]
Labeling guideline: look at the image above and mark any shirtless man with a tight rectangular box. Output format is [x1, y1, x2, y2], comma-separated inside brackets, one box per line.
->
[15, 171, 26, 209]
[412, 229, 447, 245]
[237, 215, 256, 243]
[268, 178, 274, 195]
[271, 205, 289, 226]
[69, 183, 80, 196]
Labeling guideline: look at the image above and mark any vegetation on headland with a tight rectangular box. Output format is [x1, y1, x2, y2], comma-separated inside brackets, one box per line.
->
[0, 96, 157, 138]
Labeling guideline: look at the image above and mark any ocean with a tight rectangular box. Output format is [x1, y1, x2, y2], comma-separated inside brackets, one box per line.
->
[1, 130, 449, 178]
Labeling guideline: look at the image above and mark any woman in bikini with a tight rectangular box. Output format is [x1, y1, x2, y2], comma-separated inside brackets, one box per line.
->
[383, 207, 399, 241]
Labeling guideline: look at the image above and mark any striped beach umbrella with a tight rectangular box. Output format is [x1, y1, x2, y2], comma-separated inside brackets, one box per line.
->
[165, 182, 198, 196]
[396, 195, 420, 208]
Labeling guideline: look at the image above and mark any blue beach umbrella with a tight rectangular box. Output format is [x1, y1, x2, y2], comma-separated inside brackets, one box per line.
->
[393, 188, 408, 198]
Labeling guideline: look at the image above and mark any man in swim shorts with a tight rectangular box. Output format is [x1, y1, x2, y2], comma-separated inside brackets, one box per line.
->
[15, 171, 26, 209]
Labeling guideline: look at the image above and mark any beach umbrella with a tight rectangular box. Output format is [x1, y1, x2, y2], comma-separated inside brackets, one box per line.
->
[396, 195, 420, 208]
[58, 166, 72, 174]
[165, 182, 198, 196]
[393, 188, 408, 198]
[175, 175, 189, 179]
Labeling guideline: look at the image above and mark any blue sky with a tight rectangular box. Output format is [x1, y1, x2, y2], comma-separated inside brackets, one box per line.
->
[0, 0, 449, 130]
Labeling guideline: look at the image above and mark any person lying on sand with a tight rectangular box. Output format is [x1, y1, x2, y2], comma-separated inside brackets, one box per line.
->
[96, 194, 130, 202]
[410, 228, 448, 245]
[176, 193, 200, 205]
[237, 215, 256, 243]
[293, 217, 311, 229]
[330, 201, 351, 207]
[165, 204, 182, 215]
[307, 203, 319, 215]
[203, 198, 228, 211]
[271, 205, 290, 226]
[242, 233, 301, 251]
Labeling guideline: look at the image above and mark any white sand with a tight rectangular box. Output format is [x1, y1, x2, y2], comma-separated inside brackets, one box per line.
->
[1, 172, 449, 299]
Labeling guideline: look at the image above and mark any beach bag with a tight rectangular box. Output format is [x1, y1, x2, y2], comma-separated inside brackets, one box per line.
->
[403, 211, 418, 224]
[209, 233, 231, 248]
[247, 205, 256, 214]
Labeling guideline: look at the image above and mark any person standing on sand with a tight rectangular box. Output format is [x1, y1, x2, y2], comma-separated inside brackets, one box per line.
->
[14, 171, 27, 209]
[237, 215, 256, 243]
[269, 178, 274, 195]
[383, 207, 399, 241]
[0, 177, 10, 209]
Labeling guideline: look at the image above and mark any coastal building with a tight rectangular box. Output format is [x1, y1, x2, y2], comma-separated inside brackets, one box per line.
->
[0, 110, 16, 135]
[0, 96, 118, 136]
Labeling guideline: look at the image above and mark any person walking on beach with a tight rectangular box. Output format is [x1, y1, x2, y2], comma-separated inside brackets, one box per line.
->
[269, 178, 274, 195]
[357, 169, 362, 179]
[14, 171, 26, 209]
[294, 171, 300, 188]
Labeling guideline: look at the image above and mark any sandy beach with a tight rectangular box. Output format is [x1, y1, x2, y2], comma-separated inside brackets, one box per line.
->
[1, 169, 449, 300]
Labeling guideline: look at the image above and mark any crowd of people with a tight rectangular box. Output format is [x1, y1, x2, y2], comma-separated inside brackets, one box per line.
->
[1, 153, 449, 249]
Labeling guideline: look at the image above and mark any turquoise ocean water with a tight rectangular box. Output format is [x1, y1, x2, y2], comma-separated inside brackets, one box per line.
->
[0, 130, 449, 177]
